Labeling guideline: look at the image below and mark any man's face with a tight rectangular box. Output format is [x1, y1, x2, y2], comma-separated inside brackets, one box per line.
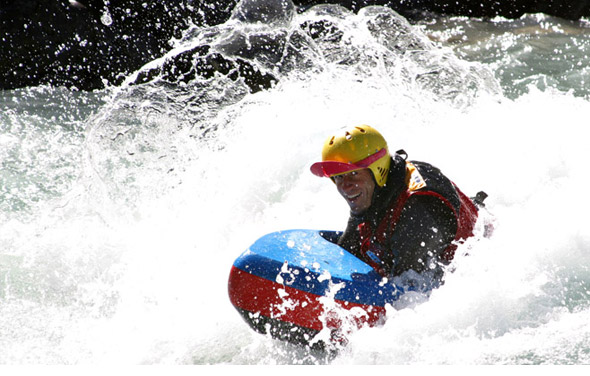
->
[333, 169, 376, 215]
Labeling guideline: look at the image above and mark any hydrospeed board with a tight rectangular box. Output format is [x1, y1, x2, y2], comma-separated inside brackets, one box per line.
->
[228, 229, 407, 347]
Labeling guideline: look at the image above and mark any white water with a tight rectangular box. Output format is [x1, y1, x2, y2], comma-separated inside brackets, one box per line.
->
[1, 2, 590, 365]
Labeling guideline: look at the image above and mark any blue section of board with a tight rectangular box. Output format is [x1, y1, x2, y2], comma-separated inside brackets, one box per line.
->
[233, 229, 404, 307]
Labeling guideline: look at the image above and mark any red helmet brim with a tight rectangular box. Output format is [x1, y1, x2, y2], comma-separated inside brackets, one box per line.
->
[310, 161, 361, 177]
[310, 148, 388, 178]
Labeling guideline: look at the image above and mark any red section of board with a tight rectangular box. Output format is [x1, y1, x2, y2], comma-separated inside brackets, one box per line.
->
[228, 266, 385, 333]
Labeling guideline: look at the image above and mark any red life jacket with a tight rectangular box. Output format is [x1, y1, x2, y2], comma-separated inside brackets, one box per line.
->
[357, 161, 479, 276]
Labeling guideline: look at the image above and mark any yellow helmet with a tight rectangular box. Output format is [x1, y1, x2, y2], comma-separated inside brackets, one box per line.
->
[310, 125, 391, 187]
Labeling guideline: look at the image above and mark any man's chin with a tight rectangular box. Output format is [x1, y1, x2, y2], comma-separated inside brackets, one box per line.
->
[349, 205, 368, 216]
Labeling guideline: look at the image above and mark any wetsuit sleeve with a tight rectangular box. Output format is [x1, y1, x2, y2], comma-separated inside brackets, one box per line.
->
[386, 195, 457, 280]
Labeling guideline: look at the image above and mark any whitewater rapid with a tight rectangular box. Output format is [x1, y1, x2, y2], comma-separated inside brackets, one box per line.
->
[1, 2, 590, 365]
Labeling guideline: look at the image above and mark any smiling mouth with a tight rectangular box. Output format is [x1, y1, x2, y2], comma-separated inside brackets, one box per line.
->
[345, 192, 361, 201]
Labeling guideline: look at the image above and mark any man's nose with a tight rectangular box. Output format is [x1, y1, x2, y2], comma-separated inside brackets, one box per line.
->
[339, 176, 357, 189]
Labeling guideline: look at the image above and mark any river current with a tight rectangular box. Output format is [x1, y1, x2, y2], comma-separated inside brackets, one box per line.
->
[1, 1, 590, 365]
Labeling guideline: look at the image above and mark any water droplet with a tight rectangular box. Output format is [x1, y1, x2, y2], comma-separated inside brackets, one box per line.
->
[101, 10, 113, 26]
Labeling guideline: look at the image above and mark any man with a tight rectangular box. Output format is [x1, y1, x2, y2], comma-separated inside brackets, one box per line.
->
[310, 125, 484, 290]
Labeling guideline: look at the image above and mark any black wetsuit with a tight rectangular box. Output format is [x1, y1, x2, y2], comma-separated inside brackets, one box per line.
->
[338, 153, 462, 287]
